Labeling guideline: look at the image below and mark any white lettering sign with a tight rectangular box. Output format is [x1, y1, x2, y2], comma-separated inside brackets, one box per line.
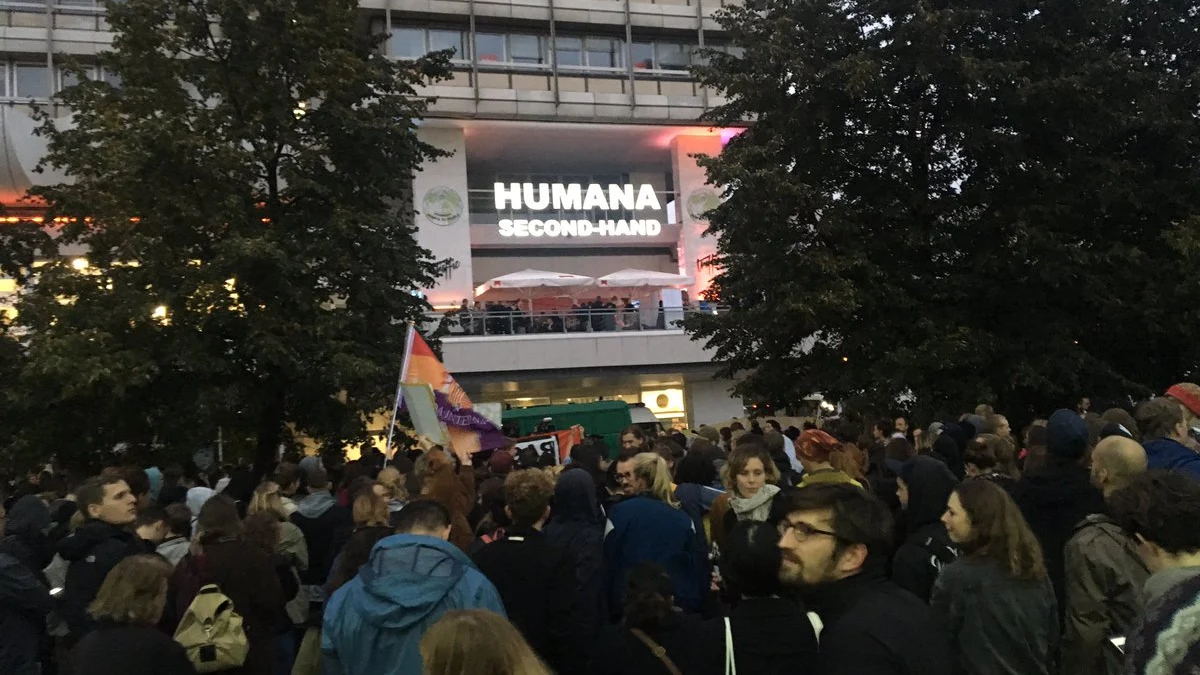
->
[494, 182, 662, 213]
[497, 218, 664, 238]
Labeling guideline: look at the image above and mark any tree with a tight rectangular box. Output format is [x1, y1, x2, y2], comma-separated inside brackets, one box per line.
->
[689, 0, 1200, 420]
[8, 0, 450, 471]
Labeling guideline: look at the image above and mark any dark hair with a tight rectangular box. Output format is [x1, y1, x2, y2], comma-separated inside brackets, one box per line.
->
[243, 511, 281, 555]
[674, 452, 717, 486]
[801, 421, 817, 431]
[393, 499, 451, 534]
[135, 506, 166, 529]
[720, 427, 733, 441]
[620, 426, 650, 449]
[163, 503, 192, 539]
[1100, 408, 1141, 441]
[122, 467, 150, 499]
[1109, 471, 1200, 554]
[196, 495, 243, 543]
[779, 484, 894, 567]
[308, 468, 331, 490]
[222, 467, 255, 505]
[722, 521, 784, 598]
[884, 437, 916, 463]
[77, 476, 128, 519]
[766, 420, 782, 431]
[874, 419, 894, 436]
[623, 563, 675, 630]
[953, 480, 1046, 580]
[345, 476, 378, 505]
[652, 439, 685, 466]
[329, 526, 395, 593]
[1136, 398, 1184, 441]
[729, 422, 745, 432]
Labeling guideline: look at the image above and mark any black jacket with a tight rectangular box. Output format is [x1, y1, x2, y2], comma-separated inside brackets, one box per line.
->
[805, 569, 954, 675]
[590, 611, 722, 675]
[58, 520, 149, 639]
[472, 527, 585, 675]
[0, 552, 54, 675]
[1014, 466, 1105, 625]
[544, 469, 607, 637]
[930, 557, 1058, 675]
[289, 491, 353, 586]
[893, 457, 959, 603]
[72, 620, 197, 675]
[702, 597, 818, 675]
[0, 496, 55, 583]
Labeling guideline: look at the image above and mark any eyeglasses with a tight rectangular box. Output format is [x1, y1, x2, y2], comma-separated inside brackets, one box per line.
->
[777, 519, 841, 542]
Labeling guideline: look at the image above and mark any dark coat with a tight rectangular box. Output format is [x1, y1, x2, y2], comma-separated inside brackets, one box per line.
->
[71, 621, 196, 675]
[590, 612, 722, 675]
[892, 457, 960, 603]
[806, 569, 954, 675]
[172, 539, 286, 675]
[58, 520, 149, 639]
[1061, 514, 1149, 675]
[289, 490, 353, 587]
[605, 495, 706, 615]
[0, 496, 55, 582]
[931, 557, 1058, 675]
[702, 597, 818, 675]
[544, 469, 607, 636]
[0, 552, 54, 675]
[1015, 465, 1105, 625]
[472, 527, 585, 674]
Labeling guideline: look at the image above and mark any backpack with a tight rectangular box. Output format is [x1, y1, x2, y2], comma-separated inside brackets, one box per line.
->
[174, 583, 249, 673]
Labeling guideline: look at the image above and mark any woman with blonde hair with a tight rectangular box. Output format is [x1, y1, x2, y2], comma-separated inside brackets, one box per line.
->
[72, 554, 196, 675]
[421, 610, 550, 675]
[604, 452, 707, 616]
[246, 482, 309, 574]
[375, 466, 408, 524]
[328, 490, 395, 593]
[932, 479, 1056, 675]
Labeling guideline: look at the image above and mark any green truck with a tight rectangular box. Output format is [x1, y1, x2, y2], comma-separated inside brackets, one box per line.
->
[501, 400, 663, 458]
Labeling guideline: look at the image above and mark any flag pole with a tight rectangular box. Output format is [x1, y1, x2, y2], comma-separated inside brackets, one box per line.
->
[385, 323, 416, 460]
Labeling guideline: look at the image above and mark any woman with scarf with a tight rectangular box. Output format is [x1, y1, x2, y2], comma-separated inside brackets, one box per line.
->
[708, 437, 783, 555]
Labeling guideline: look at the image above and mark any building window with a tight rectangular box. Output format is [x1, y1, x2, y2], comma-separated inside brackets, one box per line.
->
[631, 42, 655, 70]
[555, 37, 583, 67]
[14, 63, 51, 99]
[585, 37, 622, 68]
[386, 25, 469, 61]
[101, 67, 122, 88]
[58, 66, 98, 91]
[428, 28, 467, 59]
[389, 27, 426, 58]
[476, 32, 505, 62]
[509, 34, 546, 65]
[656, 43, 690, 71]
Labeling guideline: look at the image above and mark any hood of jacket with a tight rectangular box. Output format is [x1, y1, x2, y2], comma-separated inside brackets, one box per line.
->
[185, 487, 215, 520]
[57, 520, 133, 562]
[349, 534, 474, 630]
[1018, 466, 1101, 511]
[295, 490, 338, 519]
[898, 457, 958, 530]
[5, 495, 51, 539]
[156, 536, 190, 557]
[550, 469, 602, 526]
[1144, 565, 1200, 605]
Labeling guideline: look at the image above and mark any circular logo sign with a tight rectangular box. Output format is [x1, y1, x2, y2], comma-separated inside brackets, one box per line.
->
[422, 186, 463, 227]
[686, 188, 721, 222]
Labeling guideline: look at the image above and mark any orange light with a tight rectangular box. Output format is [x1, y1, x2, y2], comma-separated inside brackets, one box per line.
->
[129, 217, 141, 223]
[30, 217, 43, 223]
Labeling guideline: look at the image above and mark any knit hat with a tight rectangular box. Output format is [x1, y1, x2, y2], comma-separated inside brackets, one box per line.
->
[1166, 383, 1200, 418]
[964, 414, 990, 436]
[1046, 409, 1089, 460]
[697, 425, 721, 444]
[797, 429, 841, 462]
[488, 450, 515, 476]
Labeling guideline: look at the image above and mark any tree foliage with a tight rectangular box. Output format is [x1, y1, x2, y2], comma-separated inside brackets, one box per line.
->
[689, 0, 1200, 419]
[5, 0, 449, 470]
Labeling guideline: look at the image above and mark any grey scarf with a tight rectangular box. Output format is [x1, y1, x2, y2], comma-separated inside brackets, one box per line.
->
[730, 484, 781, 523]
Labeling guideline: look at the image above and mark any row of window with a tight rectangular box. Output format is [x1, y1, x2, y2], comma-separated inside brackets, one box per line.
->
[381, 24, 742, 71]
[0, 62, 119, 99]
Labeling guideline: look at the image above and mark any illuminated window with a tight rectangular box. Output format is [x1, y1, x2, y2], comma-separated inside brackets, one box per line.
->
[631, 42, 654, 70]
[475, 33, 505, 62]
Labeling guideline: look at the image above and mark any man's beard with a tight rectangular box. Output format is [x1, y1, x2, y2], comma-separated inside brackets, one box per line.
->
[780, 551, 840, 590]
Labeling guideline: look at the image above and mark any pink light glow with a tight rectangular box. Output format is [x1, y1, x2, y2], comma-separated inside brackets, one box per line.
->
[651, 126, 744, 149]
[720, 128, 745, 146]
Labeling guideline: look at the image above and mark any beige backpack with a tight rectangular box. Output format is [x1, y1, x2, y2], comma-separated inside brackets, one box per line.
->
[173, 583, 249, 673]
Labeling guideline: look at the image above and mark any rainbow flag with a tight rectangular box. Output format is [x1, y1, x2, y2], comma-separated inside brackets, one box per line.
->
[397, 325, 505, 455]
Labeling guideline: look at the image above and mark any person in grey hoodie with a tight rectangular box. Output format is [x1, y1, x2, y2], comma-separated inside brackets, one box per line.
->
[290, 468, 352, 615]
[1109, 471, 1200, 675]
[154, 503, 192, 567]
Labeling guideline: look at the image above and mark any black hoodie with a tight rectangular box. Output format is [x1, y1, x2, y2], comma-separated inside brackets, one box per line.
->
[0, 496, 54, 582]
[57, 520, 148, 639]
[892, 457, 959, 602]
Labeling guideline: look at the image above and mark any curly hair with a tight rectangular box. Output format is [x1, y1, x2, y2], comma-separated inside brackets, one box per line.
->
[1109, 470, 1200, 554]
[503, 469, 556, 527]
[721, 442, 781, 496]
[953, 480, 1046, 581]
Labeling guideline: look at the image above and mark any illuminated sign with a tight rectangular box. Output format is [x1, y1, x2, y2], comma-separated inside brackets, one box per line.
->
[494, 182, 663, 238]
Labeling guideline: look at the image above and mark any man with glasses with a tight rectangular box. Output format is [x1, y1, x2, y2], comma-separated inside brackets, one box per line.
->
[777, 484, 953, 675]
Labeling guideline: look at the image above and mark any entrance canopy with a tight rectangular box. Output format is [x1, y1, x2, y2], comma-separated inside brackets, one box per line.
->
[475, 269, 595, 299]
[596, 269, 694, 288]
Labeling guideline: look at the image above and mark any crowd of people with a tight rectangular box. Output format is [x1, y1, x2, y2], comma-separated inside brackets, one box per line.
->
[451, 295, 713, 335]
[3, 383, 1200, 675]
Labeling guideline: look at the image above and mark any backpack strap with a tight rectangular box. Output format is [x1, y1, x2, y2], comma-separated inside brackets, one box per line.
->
[629, 628, 683, 675]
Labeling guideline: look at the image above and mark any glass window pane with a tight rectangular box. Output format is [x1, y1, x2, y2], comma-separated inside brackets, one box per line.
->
[585, 37, 618, 68]
[631, 42, 654, 70]
[428, 29, 465, 59]
[555, 37, 582, 67]
[59, 69, 82, 90]
[656, 43, 689, 70]
[389, 26, 426, 58]
[101, 68, 122, 88]
[476, 32, 505, 62]
[15, 64, 51, 99]
[509, 35, 545, 65]
[725, 45, 745, 58]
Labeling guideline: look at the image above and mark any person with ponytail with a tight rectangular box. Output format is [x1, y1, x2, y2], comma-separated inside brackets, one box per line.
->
[604, 454, 708, 618]
[592, 563, 720, 675]
[931, 479, 1057, 675]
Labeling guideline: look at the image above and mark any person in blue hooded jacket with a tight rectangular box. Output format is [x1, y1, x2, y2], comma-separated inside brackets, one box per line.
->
[321, 499, 505, 675]
[1136, 397, 1200, 481]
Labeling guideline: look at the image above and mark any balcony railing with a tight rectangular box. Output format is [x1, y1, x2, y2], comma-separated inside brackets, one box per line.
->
[428, 305, 723, 336]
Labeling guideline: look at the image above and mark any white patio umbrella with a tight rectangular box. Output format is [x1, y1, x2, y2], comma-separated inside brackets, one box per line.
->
[596, 269, 694, 288]
[475, 269, 595, 299]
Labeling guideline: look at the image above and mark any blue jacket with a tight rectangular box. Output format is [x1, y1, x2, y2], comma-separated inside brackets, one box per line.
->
[605, 495, 706, 615]
[321, 534, 505, 675]
[1143, 438, 1200, 481]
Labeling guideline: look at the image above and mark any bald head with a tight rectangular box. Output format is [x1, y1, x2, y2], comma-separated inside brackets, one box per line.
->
[1091, 436, 1148, 496]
